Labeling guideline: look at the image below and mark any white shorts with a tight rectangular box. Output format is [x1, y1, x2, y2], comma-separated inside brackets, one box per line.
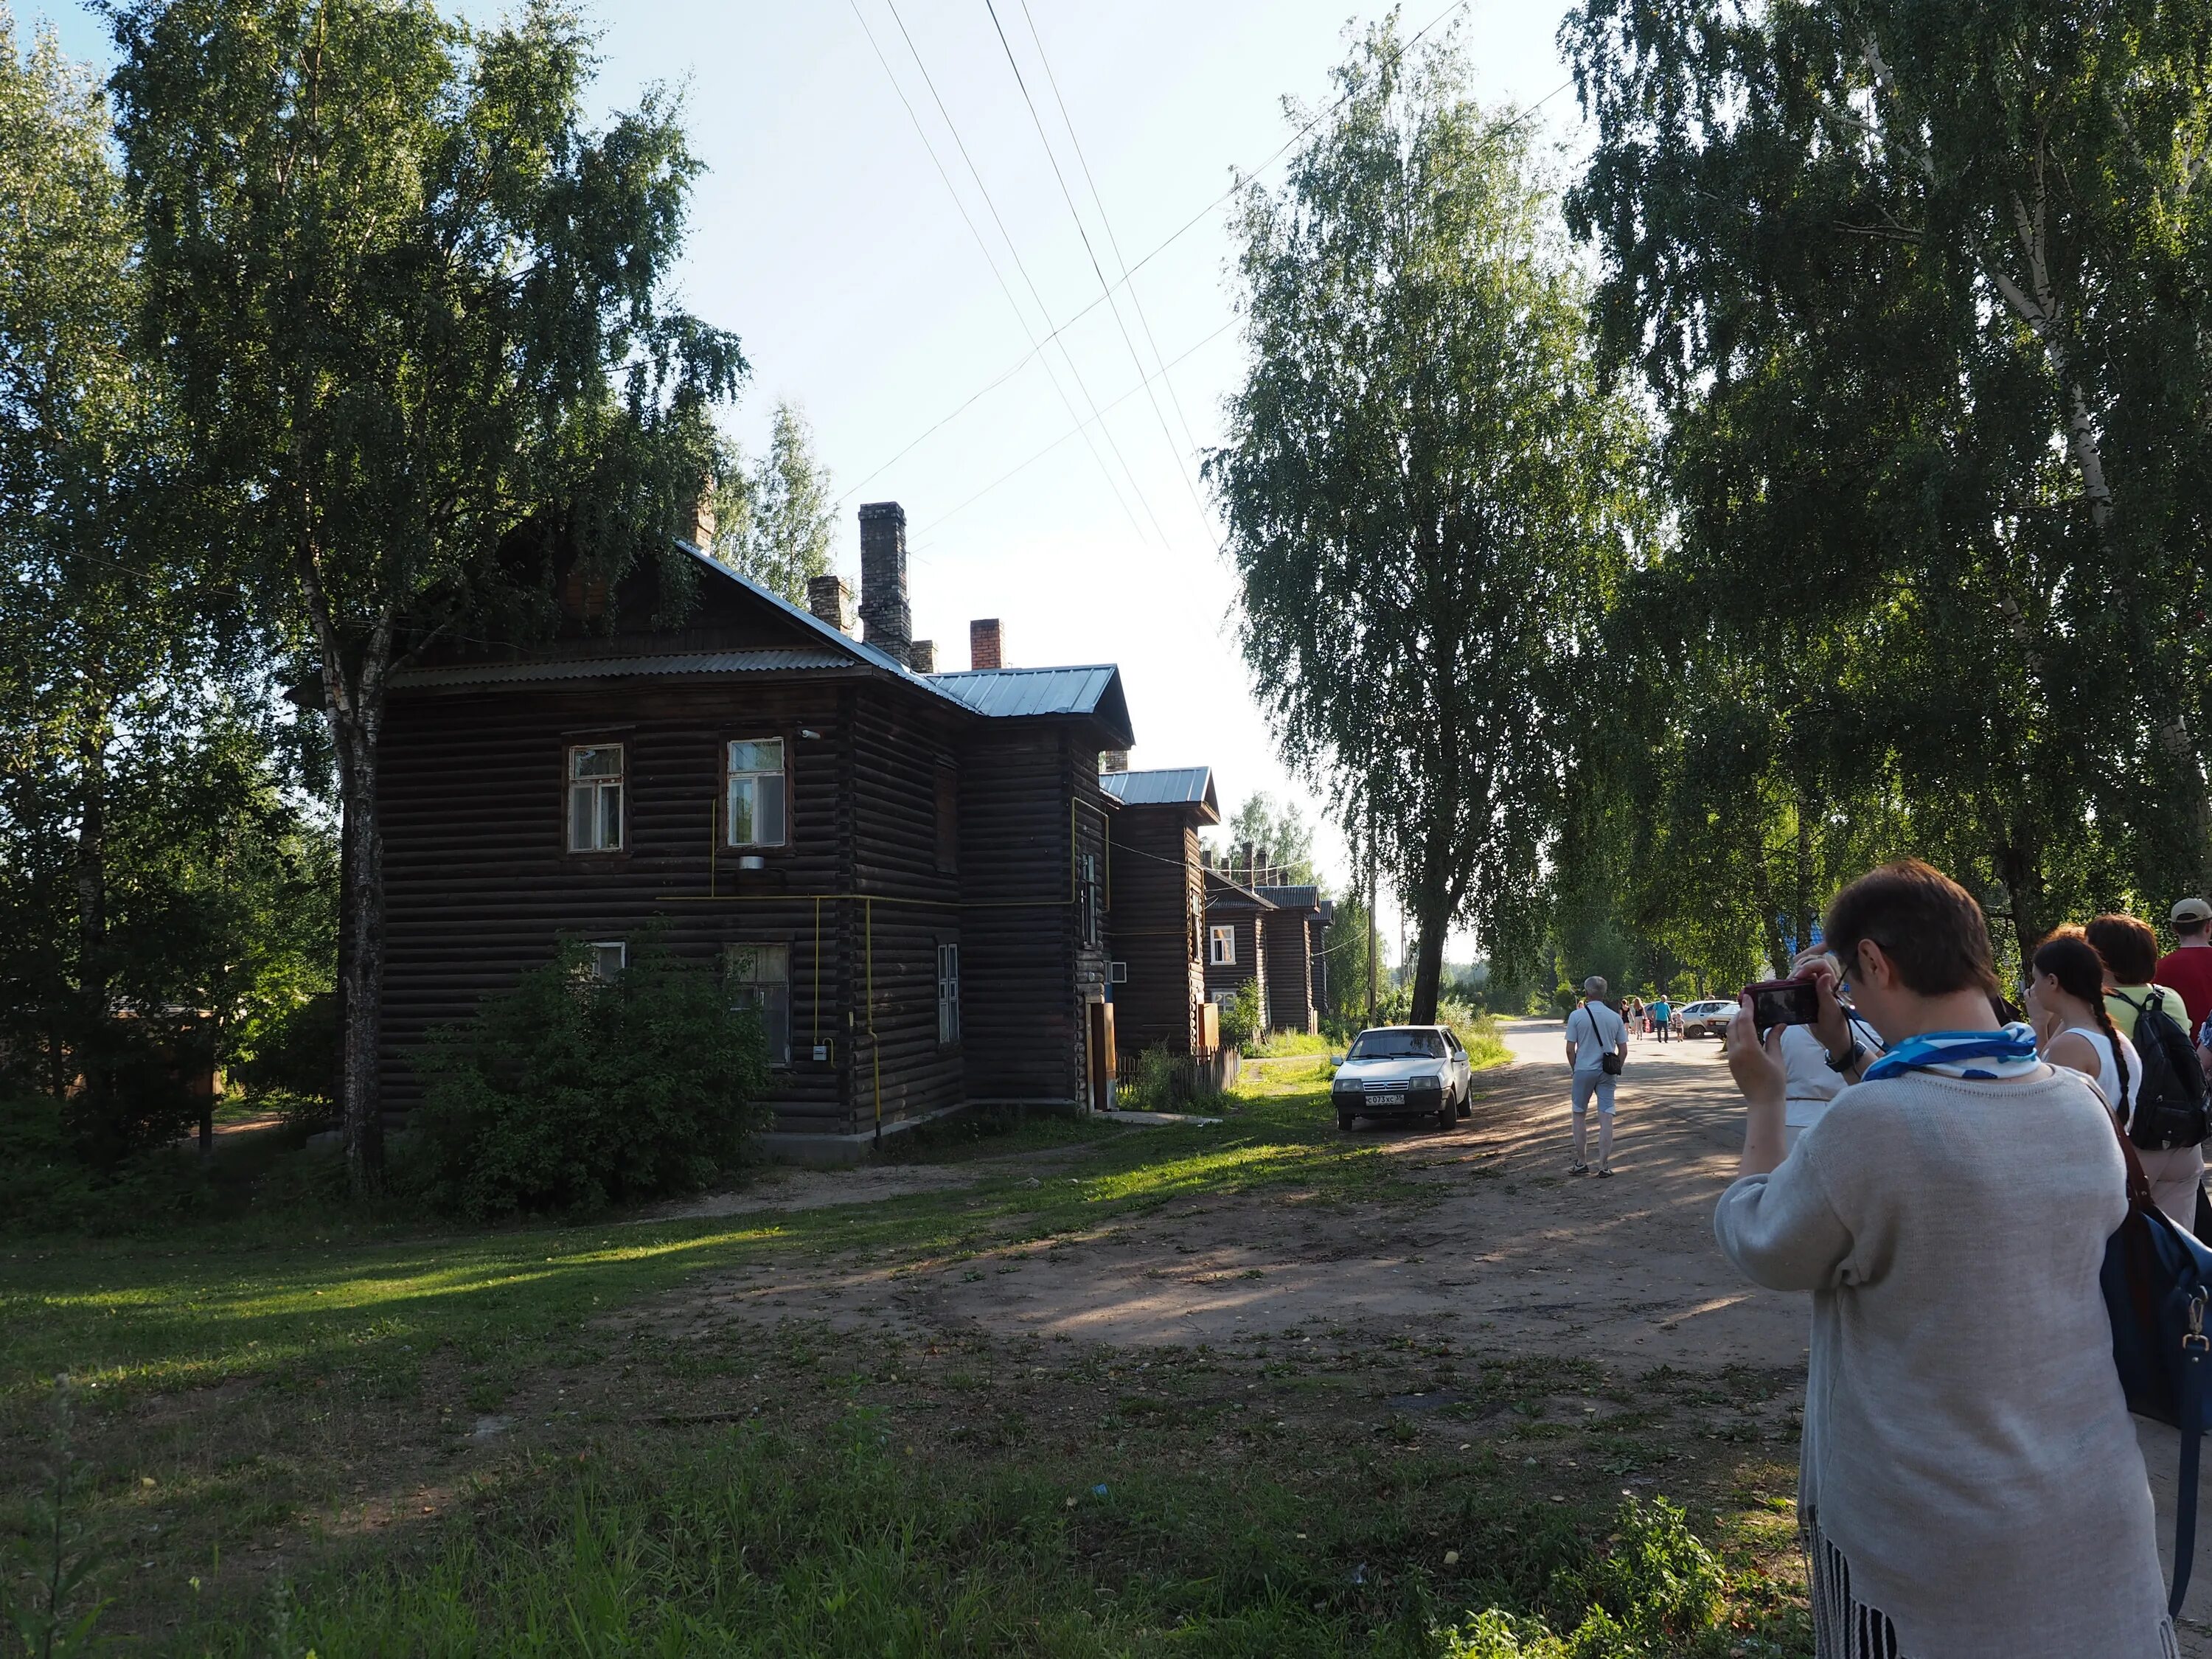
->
[1571, 1071, 1616, 1116]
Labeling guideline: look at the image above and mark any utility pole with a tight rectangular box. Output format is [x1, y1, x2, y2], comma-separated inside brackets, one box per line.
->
[1365, 814, 1378, 1032]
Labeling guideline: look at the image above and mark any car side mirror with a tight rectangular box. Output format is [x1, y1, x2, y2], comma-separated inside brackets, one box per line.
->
[1328, 1054, 1344, 1067]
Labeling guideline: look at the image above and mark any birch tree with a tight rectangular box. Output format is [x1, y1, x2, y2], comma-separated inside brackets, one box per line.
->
[1210, 22, 1653, 1023]
[109, 0, 745, 1192]
[1565, 0, 2212, 945]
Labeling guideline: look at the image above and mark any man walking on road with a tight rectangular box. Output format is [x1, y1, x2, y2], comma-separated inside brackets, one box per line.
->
[1565, 976, 1628, 1178]
[1649, 992, 1672, 1043]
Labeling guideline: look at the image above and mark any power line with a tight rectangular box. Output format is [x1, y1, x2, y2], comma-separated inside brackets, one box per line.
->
[1014, 0, 1207, 466]
[911, 313, 1236, 549]
[982, 0, 1208, 521]
[840, 0, 1565, 513]
[846, 0, 1148, 543]
[874, 0, 1172, 548]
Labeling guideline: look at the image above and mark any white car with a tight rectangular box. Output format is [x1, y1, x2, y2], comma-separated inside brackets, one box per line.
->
[1329, 1025, 1474, 1132]
[1674, 998, 1740, 1040]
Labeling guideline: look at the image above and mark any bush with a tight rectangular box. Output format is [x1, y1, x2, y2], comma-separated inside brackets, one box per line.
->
[233, 990, 338, 1113]
[1217, 981, 1262, 1051]
[412, 938, 771, 1219]
[1438, 1497, 1729, 1658]
[0, 1093, 226, 1235]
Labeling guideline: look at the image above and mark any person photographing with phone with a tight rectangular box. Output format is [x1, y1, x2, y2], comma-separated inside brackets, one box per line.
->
[1563, 975, 1627, 1178]
[1714, 860, 2172, 1657]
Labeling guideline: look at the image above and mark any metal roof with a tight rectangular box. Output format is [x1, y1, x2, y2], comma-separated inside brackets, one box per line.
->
[676, 540, 977, 713]
[1256, 883, 1322, 912]
[392, 647, 850, 689]
[928, 665, 1135, 746]
[1203, 868, 1276, 908]
[1099, 765, 1218, 821]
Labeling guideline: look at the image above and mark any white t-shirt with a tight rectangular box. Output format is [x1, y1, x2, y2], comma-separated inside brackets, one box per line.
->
[1780, 1013, 1885, 1130]
[1567, 1003, 1623, 1075]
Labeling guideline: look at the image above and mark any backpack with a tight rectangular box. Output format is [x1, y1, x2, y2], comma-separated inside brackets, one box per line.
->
[2118, 989, 2211, 1151]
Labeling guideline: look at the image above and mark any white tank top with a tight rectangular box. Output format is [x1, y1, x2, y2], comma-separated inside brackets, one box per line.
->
[2059, 1025, 2140, 1117]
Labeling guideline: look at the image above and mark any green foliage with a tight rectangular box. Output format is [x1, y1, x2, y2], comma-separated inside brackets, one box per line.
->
[711, 398, 838, 604]
[1217, 981, 1262, 1052]
[1562, 0, 2212, 973]
[0, 1377, 108, 1658]
[1211, 19, 1655, 1020]
[1213, 793, 1319, 886]
[1439, 1497, 1728, 1658]
[413, 939, 770, 1219]
[107, 0, 747, 1187]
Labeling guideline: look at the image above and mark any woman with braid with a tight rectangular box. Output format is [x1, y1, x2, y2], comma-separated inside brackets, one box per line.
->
[2025, 928, 2140, 1126]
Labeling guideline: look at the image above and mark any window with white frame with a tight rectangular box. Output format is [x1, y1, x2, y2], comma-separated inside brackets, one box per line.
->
[726, 942, 791, 1066]
[567, 744, 624, 852]
[725, 739, 787, 847]
[587, 939, 627, 980]
[1208, 924, 1236, 966]
[936, 942, 961, 1044]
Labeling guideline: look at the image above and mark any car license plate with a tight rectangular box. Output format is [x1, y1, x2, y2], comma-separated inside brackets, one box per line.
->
[1371, 1092, 1405, 1105]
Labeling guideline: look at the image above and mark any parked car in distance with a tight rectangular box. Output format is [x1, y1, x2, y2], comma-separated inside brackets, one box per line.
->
[1327, 1025, 1473, 1132]
[1674, 998, 1739, 1039]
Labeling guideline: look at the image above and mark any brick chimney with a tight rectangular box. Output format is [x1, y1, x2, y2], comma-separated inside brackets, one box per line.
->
[858, 502, 911, 667]
[970, 618, 1004, 671]
[908, 639, 936, 674]
[807, 574, 852, 634]
[687, 481, 716, 549]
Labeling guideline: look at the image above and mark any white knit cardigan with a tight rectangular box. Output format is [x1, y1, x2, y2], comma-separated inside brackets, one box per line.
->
[1714, 1065, 2176, 1658]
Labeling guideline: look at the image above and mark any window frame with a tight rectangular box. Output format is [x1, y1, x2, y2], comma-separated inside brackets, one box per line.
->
[933, 764, 959, 874]
[723, 735, 790, 851]
[586, 939, 627, 980]
[936, 940, 961, 1046]
[726, 940, 793, 1068]
[1208, 924, 1236, 967]
[565, 742, 626, 855]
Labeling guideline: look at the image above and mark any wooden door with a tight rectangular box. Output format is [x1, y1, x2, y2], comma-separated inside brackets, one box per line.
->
[1088, 1001, 1116, 1111]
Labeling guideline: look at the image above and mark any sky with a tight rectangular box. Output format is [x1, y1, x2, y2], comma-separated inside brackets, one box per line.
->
[22, 0, 1585, 962]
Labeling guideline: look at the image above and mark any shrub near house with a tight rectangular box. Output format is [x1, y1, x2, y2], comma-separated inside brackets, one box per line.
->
[413, 939, 769, 1218]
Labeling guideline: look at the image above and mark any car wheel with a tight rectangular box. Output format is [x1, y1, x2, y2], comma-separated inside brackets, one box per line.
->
[1338, 1110, 1355, 1132]
[1686, 1023, 1705, 1040]
[1435, 1099, 1455, 1132]
[1457, 1091, 1471, 1120]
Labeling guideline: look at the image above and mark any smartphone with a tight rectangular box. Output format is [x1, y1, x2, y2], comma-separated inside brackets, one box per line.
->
[1744, 976, 1818, 1033]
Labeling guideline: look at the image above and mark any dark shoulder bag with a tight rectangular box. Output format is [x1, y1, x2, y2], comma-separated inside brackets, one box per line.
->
[2101, 1109, 2212, 1617]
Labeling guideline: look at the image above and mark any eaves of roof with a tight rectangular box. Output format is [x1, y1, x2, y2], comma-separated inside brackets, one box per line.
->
[390, 647, 852, 689]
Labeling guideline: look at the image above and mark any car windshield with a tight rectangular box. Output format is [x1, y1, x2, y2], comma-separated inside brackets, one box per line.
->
[1349, 1030, 1444, 1060]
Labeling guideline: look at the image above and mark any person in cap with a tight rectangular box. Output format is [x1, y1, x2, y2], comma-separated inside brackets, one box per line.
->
[2154, 895, 2212, 1037]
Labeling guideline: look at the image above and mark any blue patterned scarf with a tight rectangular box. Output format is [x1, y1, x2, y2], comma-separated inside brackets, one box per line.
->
[1860, 1021, 2042, 1082]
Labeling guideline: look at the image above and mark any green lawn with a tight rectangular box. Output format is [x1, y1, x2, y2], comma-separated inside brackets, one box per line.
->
[0, 1071, 1810, 1657]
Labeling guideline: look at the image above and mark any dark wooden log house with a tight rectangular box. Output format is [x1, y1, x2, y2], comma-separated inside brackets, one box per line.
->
[1200, 869, 1276, 1029]
[1099, 765, 1218, 1057]
[377, 501, 1134, 1147]
[1253, 884, 1326, 1035]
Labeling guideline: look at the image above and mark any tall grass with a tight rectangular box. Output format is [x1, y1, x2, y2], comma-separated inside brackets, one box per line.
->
[185, 1415, 1761, 1658]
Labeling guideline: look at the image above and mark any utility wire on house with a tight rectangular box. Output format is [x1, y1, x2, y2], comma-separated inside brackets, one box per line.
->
[839, 0, 1572, 516]
[1013, 0, 1207, 467]
[873, 0, 1173, 549]
[847, 0, 1150, 544]
[982, 0, 1208, 521]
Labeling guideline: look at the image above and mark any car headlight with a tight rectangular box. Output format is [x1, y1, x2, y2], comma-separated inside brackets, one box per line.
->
[1408, 1076, 1442, 1092]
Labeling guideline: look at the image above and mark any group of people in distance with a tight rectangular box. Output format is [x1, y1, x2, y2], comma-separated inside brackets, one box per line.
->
[1568, 863, 2212, 1655]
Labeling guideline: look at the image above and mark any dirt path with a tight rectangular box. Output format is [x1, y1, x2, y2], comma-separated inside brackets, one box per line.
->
[684, 1022, 1806, 1371]
[904, 1021, 1805, 1367]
